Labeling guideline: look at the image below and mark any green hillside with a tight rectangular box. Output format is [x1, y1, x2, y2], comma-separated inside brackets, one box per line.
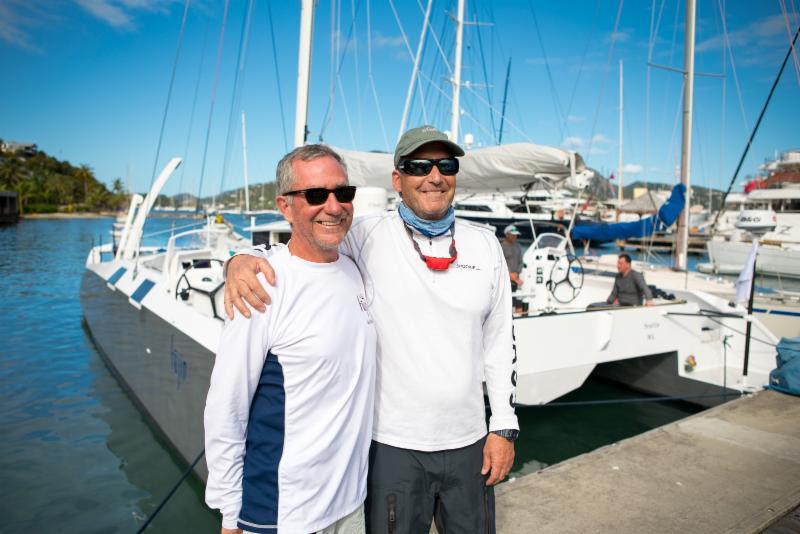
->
[0, 140, 127, 214]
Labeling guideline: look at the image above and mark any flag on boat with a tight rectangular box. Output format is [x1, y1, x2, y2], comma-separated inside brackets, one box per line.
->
[735, 239, 759, 303]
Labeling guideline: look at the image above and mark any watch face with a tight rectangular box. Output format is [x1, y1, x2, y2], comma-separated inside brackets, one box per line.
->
[493, 429, 519, 441]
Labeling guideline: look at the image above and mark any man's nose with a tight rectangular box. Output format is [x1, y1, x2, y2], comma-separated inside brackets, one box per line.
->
[426, 166, 443, 184]
[323, 191, 345, 214]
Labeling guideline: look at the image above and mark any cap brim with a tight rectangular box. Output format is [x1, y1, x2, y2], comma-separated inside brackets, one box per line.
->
[397, 138, 465, 164]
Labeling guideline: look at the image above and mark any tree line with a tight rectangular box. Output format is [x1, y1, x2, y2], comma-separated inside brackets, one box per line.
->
[0, 142, 128, 214]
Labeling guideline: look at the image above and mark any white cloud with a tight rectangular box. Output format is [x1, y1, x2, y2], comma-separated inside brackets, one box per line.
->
[562, 136, 584, 148]
[73, 0, 178, 30]
[0, 0, 56, 51]
[592, 133, 612, 144]
[623, 163, 643, 174]
[373, 32, 405, 49]
[606, 29, 632, 44]
[567, 115, 585, 123]
[75, 0, 132, 28]
[696, 14, 786, 52]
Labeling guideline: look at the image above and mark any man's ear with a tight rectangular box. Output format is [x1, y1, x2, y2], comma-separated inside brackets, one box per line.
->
[391, 169, 403, 194]
[276, 196, 293, 224]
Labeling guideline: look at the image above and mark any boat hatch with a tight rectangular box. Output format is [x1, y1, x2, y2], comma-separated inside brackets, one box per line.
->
[107, 267, 127, 285]
[131, 279, 156, 303]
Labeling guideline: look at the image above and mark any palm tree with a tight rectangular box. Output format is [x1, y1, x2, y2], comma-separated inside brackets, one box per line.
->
[0, 156, 25, 190]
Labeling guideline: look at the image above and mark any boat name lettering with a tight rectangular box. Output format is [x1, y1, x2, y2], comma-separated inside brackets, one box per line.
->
[169, 337, 188, 389]
[643, 322, 660, 329]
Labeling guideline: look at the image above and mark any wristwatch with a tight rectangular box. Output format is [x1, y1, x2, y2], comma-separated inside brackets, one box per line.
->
[491, 429, 519, 442]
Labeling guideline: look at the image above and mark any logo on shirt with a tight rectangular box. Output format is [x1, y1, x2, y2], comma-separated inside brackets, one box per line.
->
[452, 263, 480, 270]
[357, 295, 374, 324]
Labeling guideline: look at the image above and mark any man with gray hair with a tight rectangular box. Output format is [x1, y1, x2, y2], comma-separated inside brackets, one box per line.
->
[205, 144, 376, 534]
[225, 127, 518, 533]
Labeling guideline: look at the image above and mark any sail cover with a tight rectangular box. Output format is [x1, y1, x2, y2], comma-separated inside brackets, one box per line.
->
[571, 184, 687, 242]
[335, 143, 589, 192]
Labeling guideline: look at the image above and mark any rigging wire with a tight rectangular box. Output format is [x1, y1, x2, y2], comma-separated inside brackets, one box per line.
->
[337, 76, 358, 147]
[717, 0, 750, 134]
[778, 0, 800, 87]
[564, 0, 602, 128]
[196, 0, 231, 210]
[416, 0, 452, 73]
[351, 0, 364, 145]
[266, 1, 289, 153]
[318, 0, 364, 141]
[149, 0, 192, 190]
[217, 0, 255, 199]
[462, 82, 533, 142]
[135, 450, 205, 533]
[176, 19, 210, 207]
[527, 0, 567, 142]
[711, 24, 800, 230]
[415, 9, 449, 129]
[387, 0, 429, 125]
[472, 0, 496, 140]
[586, 0, 625, 158]
[365, 0, 390, 151]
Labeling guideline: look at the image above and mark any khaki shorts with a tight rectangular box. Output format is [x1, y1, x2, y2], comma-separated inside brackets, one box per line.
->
[243, 504, 365, 534]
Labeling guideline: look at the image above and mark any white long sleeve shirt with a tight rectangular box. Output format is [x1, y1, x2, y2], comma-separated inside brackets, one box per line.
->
[205, 248, 376, 533]
[239, 211, 518, 451]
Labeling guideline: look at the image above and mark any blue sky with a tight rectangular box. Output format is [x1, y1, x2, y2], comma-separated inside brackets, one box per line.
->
[1, 0, 798, 199]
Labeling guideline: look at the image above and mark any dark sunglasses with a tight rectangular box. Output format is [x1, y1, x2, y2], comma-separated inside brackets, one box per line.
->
[283, 185, 357, 205]
[397, 158, 459, 177]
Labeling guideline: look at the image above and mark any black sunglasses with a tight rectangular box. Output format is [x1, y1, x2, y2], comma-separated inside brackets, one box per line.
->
[397, 158, 459, 177]
[282, 185, 357, 205]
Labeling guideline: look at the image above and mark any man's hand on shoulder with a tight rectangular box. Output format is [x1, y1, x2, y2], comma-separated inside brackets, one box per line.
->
[221, 528, 242, 534]
[481, 432, 515, 486]
[224, 254, 276, 319]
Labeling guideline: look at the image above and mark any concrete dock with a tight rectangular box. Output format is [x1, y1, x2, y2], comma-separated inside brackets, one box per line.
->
[496, 390, 800, 533]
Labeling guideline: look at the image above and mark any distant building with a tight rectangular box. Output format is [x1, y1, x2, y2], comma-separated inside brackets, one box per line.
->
[0, 191, 19, 224]
[0, 141, 37, 157]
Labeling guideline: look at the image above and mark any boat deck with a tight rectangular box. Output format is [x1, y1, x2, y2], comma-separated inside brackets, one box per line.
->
[617, 232, 709, 254]
[493, 389, 800, 533]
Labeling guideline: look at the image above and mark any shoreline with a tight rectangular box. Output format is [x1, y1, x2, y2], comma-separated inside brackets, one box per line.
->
[21, 212, 119, 220]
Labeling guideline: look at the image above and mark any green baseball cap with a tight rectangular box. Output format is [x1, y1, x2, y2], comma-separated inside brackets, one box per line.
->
[393, 125, 465, 167]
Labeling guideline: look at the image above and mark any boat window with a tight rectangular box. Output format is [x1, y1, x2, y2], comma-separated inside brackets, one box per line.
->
[454, 204, 493, 212]
[511, 205, 543, 213]
[777, 199, 800, 212]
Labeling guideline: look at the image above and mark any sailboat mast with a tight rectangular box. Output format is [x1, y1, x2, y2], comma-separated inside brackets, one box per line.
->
[450, 0, 465, 142]
[241, 111, 250, 213]
[674, 0, 696, 270]
[617, 60, 624, 218]
[294, 0, 315, 148]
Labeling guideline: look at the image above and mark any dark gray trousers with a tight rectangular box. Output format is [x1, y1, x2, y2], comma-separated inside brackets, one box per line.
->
[364, 437, 495, 534]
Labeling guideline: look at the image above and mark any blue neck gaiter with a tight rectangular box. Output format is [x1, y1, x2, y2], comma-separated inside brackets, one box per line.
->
[397, 202, 455, 237]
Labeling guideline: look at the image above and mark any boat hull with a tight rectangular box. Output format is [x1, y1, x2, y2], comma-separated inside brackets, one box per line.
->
[80, 269, 213, 481]
[706, 239, 800, 279]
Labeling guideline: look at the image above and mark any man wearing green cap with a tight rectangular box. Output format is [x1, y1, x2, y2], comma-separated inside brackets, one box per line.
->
[224, 127, 519, 533]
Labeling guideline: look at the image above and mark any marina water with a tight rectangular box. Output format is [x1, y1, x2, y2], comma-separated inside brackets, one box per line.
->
[1, 217, 700, 532]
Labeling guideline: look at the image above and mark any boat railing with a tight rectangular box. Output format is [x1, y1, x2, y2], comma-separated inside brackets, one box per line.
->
[164, 227, 230, 279]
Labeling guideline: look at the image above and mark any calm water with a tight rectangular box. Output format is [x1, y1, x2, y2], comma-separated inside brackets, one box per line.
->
[0, 217, 699, 532]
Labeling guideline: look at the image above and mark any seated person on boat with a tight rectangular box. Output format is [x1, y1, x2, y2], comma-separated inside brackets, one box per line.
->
[606, 254, 654, 307]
